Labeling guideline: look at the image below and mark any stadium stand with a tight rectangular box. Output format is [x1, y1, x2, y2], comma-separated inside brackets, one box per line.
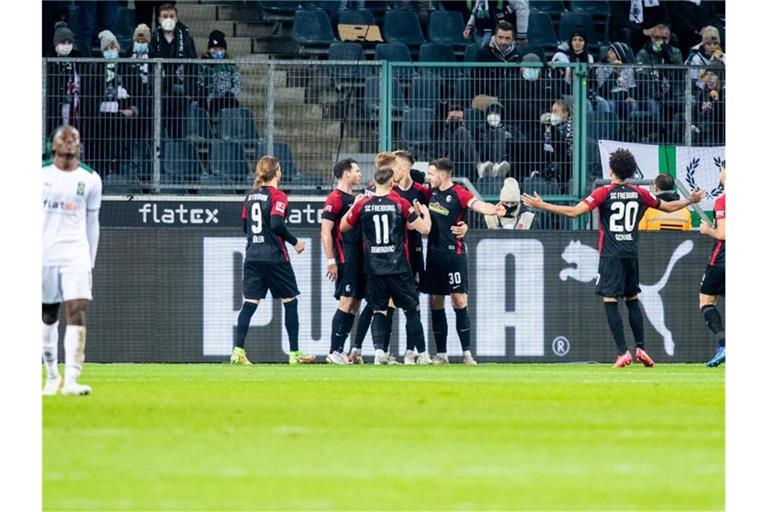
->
[427, 9, 468, 47]
[527, 11, 559, 50]
[338, 8, 375, 26]
[383, 10, 426, 46]
[219, 107, 261, 146]
[292, 8, 337, 53]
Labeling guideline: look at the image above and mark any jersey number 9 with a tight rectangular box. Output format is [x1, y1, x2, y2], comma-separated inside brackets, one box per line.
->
[251, 203, 263, 234]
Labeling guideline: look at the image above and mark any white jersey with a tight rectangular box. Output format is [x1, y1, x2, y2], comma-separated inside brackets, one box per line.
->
[42, 160, 102, 269]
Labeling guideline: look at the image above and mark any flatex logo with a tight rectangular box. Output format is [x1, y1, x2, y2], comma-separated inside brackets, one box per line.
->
[138, 203, 219, 225]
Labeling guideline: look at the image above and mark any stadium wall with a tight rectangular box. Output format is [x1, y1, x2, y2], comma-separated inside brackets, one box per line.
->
[85, 199, 722, 363]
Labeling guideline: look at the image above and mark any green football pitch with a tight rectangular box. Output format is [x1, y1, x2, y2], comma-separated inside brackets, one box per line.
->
[43, 364, 724, 511]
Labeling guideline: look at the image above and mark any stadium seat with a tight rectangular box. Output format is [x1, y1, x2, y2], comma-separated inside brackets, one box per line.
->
[558, 12, 598, 46]
[587, 111, 619, 141]
[161, 140, 204, 180]
[328, 42, 368, 80]
[570, 0, 611, 15]
[418, 43, 456, 63]
[522, 44, 547, 64]
[463, 108, 486, 140]
[183, 103, 214, 142]
[527, 11, 558, 50]
[383, 10, 426, 46]
[122, 140, 154, 182]
[528, 0, 566, 15]
[364, 76, 406, 118]
[114, 6, 136, 50]
[208, 140, 250, 180]
[427, 10, 468, 46]
[409, 74, 439, 111]
[374, 43, 413, 79]
[292, 8, 337, 49]
[402, 108, 435, 157]
[299, 0, 337, 11]
[464, 44, 481, 62]
[256, 140, 297, 181]
[338, 8, 374, 26]
[219, 108, 261, 145]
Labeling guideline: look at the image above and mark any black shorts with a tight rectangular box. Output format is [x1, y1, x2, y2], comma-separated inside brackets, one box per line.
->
[367, 272, 420, 311]
[420, 251, 469, 295]
[595, 256, 640, 298]
[700, 264, 725, 297]
[334, 259, 365, 300]
[243, 260, 300, 300]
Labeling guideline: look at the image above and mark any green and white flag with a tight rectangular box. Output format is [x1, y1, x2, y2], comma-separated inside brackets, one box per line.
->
[598, 140, 725, 211]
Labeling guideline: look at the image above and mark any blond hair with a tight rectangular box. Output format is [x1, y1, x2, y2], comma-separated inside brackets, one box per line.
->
[254, 155, 281, 188]
[375, 151, 396, 170]
[700, 26, 721, 45]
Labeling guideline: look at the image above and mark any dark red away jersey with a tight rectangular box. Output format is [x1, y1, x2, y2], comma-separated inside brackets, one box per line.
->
[426, 184, 475, 256]
[709, 194, 725, 267]
[393, 181, 432, 272]
[321, 188, 361, 265]
[241, 186, 290, 262]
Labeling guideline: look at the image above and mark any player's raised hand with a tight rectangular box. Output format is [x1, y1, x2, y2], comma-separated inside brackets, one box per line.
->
[294, 240, 306, 254]
[326, 262, 338, 281]
[417, 201, 430, 217]
[522, 192, 543, 209]
[451, 221, 469, 238]
[353, 193, 366, 204]
[688, 188, 705, 204]
[494, 201, 507, 217]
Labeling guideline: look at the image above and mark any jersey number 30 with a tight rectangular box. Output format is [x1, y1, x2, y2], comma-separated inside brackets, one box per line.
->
[609, 201, 639, 232]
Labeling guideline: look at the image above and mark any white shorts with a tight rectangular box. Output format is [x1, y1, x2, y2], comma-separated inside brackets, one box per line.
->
[42, 266, 92, 303]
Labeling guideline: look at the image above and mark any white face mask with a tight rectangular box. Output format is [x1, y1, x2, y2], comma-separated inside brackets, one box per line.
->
[161, 18, 176, 32]
[55, 43, 73, 56]
[103, 48, 119, 60]
[550, 114, 563, 126]
[487, 114, 501, 127]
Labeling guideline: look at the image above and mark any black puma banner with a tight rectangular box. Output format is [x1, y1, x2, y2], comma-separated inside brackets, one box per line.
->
[85, 227, 722, 363]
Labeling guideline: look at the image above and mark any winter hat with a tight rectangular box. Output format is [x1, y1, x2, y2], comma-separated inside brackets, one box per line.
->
[700, 26, 721, 45]
[133, 24, 151, 42]
[208, 30, 227, 49]
[98, 30, 120, 52]
[609, 41, 631, 64]
[522, 53, 541, 63]
[53, 22, 74, 46]
[569, 29, 587, 45]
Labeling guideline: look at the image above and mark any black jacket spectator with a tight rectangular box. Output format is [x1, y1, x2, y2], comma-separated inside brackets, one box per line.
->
[46, 22, 83, 138]
[667, 1, 722, 57]
[473, 33, 521, 110]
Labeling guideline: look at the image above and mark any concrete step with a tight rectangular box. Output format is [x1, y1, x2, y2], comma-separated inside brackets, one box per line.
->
[240, 70, 289, 89]
[241, 83, 305, 102]
[243, 103, 324, 121]
[174, 3, 218, 21]
[186, 20, 236, 39]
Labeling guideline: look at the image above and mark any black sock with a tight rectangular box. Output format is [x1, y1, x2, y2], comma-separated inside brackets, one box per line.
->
[455, 307, 471, 352]
[432, 308, 448, 353]
[354, 303, 374, 349]
[604, 302, 627, 354]
[383, 307, 395, 353]
[330, 309, 354, 354]
[702, 305, 726, 347]
[626, 299, 645, 349]
[283, 299, 299, 352]
[371, 312, 387, 351]
[235, 302, 258, 349]
[405, 309, 426, 353]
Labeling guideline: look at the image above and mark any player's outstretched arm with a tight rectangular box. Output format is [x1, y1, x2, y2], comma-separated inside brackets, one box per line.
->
[700, 217, 726, 241]
[658, 188, 704, 212]
[469, 198, 507, 217]
[522, 192, 590, 218]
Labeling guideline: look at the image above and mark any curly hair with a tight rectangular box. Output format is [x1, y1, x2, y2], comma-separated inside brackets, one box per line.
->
[608, 149, 637, 181]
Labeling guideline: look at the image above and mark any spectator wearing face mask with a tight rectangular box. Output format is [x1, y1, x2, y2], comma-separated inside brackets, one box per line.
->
[435, 105, 479, 181]
[539, 99, 573, 192]
[475, 103, 516, 181]
[691, 67, 725, 146]
[595, 41, 638, 120]
[82, 31, 142, 175]
[197, 30, 242, 120]
[150, 3, 198, 138]
[484, 177, 537, 229]
[128, 24, 153, 142]
[685, 26, 725, 90]
[46, 22, 83, 139]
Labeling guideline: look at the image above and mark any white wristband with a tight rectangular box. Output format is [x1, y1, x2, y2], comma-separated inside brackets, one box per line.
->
[327, 258, 336, 265]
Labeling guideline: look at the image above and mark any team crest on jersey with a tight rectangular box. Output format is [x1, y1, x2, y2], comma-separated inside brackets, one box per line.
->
[446, 195, 452, 203]
[77, 182, 85, 196]
[275, 201, 286, 213]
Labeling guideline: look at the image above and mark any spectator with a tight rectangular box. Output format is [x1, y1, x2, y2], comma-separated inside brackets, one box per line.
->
[484, 177, 537, 229]
[685, 26, 725, 90]
[435, 105, 479, 180]
[76, 1, 119, 57]
[667, 1, 722, 56]
[150, 3, 198, 139]
[462, 0, 530, 49]
[595, 41, 638, 120]
[475, 103, 515, 180]
[539, 99, 573, 191]
[607, 0, 670, 51]
[473, 21, 521, 110]
[46, 22, 83, 139]
[197, 30, 242, 119]
[135, 1, 176, 30]
[551, 30, 594, 89]
[635, 24, 685, 142]
[128, 24, 153, 141]
[691, 67, 725, 146]
[83, 31, 141, 175]
[638, 174, 692, 231]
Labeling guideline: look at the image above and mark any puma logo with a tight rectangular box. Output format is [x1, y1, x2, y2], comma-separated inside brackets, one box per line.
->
[559, 240, 694, 356]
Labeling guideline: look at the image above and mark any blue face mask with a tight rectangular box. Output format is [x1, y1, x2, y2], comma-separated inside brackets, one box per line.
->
[133, 42, 148, 54]
[103, 49, 119, 60]
[522, 68, 540, 81]
[211, 50, 225, 60]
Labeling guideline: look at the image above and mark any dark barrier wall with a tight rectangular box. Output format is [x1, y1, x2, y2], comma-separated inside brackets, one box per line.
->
[87, 223, 723, 363]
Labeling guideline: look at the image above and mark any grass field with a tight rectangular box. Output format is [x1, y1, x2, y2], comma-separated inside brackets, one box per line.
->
[43, 364, 724, 511]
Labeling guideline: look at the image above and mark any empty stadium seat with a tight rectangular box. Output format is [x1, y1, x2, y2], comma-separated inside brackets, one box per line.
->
[183, 103, 214, 141]
[121, 140, 153, 182]
[427, 10, 467, 46]
[338, 8, 374, 26]
[364, 76, 406, 118]
[328, 42, 367, 80]
[219, 108, 261, 144]
[256, 140, 296, 181]
[418, 43, 456, 63]
[402, 108, 434, 157]
[570, 0, 610, 15]
[208, 141, 250, 179]
[528, 0, 566, 14]
[409, 74, 439, 111]
[292, 8, 337, 49]
[587, 111, 619, 141]
[558, 12, 598, 46]
[464, 44, 481, 62]
[527, 11, 558, 49]
[374, 43, 413, 79]
[161, 140, 204, 179]
[383, 10, 426, 46]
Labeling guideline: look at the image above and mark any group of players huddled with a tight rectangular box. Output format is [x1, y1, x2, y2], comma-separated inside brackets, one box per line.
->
[231, 147, 726, 368]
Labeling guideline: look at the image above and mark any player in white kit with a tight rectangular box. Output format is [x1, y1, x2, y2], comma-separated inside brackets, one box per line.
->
[42, 126, 102, 396]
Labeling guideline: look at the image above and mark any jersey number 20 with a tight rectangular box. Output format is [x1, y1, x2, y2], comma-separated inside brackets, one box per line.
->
[609, 201, 639, 232]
